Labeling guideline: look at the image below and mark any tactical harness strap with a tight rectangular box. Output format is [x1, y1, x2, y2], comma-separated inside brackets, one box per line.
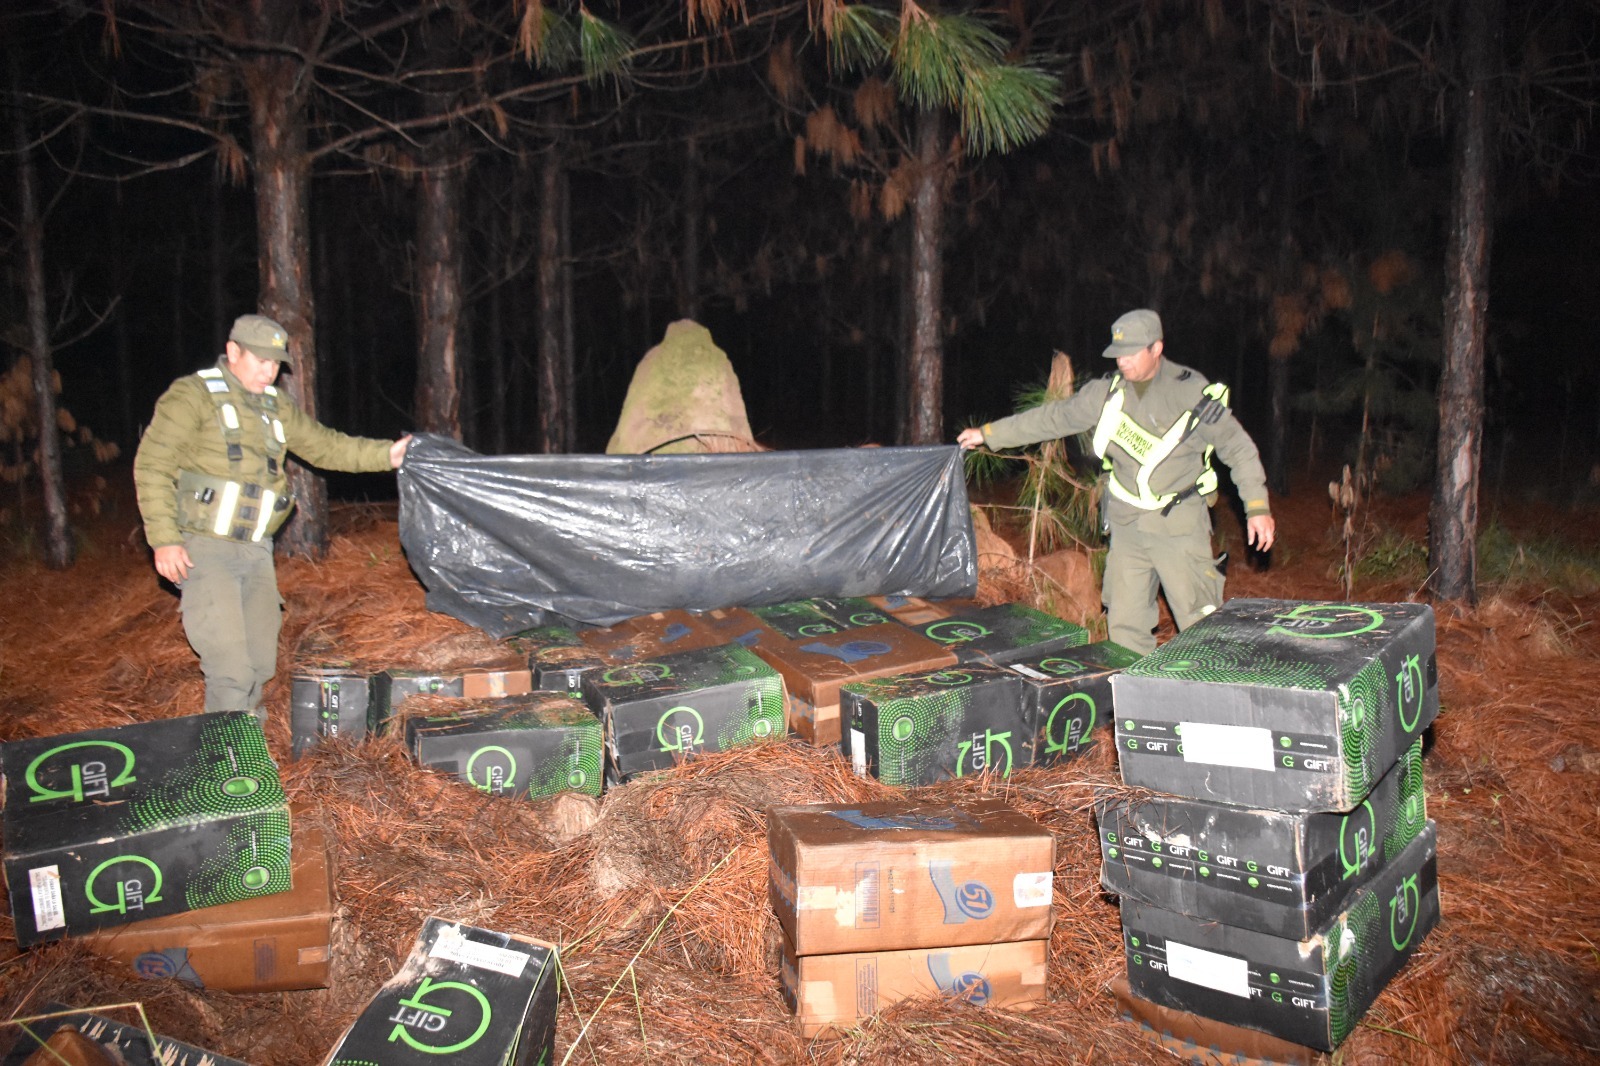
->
[178, 369, 293, 541]
[1091, 374, 1229, 513]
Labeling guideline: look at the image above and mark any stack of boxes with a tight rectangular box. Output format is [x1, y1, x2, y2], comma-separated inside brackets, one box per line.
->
[1097, 599, 1441, 1054]
[768, 798, 1054, 1035]
[0, 713, 336, 994]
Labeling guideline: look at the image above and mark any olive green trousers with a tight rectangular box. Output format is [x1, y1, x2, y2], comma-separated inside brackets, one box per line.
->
[179, 535, 282, 718]
[1102, 508, 1224, 654]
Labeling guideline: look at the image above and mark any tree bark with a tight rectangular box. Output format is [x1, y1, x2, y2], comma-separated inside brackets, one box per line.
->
[1428, 0, 1501, 605]
[12, 66, 74, 569]
[536, 142, 565, 453]
[905, 108, 949, 445]
[244, 0, 326, 559]
[415, 157, 465, 437]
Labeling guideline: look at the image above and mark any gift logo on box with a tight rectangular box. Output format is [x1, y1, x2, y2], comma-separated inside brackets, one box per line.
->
[25, 740, 137, 803]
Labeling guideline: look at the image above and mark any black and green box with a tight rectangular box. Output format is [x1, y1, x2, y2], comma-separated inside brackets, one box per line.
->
[841, 663, 1029, 786]
[1121, 821, 1439, 1052]
[0, 712, 291, 947]
[1, 1004, 248, 1065]
[752, 598, 893, 639]
[1099, 739, 1427, 939]
[513, 624, 609, 696]
[323, 917, 557, 1066]
[373, 669, 466, 732]
[1113, 599, 1438, 812]
[405, 693, 603, 799]
[290, 663, 375, 758]
[581, 643, 786, 782]
[912, 602, 1090, 665]
[1007, 640, 1142, 766]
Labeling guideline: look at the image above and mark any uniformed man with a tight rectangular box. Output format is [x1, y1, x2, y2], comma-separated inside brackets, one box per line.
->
[957, 308, 1276, 654]
[134, 313, 410, 722]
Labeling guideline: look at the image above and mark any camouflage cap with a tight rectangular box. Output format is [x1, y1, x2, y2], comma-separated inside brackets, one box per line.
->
[229, 314, 292, 364]
[1101, 308, 1163, 359]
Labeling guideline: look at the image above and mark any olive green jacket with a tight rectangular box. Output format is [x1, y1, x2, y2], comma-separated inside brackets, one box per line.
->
[977, 358, 1270, 530]
[134, 358, 393, 549]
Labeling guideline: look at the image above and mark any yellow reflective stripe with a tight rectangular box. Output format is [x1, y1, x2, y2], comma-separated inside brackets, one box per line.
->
[212, 481, 241, 536]
[1132, 414, 1194, 504]
[251, 490, 277, 541]
[1090, 387, 1125, 458]
[198, 368, 222, 378]
[220, 403, 240, 431]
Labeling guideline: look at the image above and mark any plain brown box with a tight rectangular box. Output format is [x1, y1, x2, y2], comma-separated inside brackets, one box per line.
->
[769, 798, 1055, 956]
[779, 932, 1047, 1037]
[460, 666, 534, 699]
[78, 818, 335, 993]
[1111, 975, 1316, 1066]
[752, 623, 956, 746]
[20, 1031, 116, 1066]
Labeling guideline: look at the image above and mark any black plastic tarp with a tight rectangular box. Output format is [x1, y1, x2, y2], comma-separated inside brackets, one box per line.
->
[396, 434, 978, 636]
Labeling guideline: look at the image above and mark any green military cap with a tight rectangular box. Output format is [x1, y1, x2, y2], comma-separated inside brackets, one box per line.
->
[229, 313, 292, 364]
[1102, 308, 1163, 359]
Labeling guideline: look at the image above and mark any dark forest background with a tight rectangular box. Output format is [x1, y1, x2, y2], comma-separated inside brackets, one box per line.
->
[4, 0, 1598, 595]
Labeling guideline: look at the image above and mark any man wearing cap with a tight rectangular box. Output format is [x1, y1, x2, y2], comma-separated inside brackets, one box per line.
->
[134, 313, 410, 723]
[957, 308, 1275, 654]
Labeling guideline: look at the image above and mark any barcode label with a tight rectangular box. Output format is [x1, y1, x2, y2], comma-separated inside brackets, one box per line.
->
[29, 866, 66, 932]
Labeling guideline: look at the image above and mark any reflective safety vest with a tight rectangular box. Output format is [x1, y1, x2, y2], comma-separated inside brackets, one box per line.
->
[174, 368, 295, 541]
[1090, 375, 1229, 512]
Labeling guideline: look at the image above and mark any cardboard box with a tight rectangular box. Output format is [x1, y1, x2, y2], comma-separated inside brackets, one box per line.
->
[1007, 641, 1142, 766]
[911, 602, 1090, 665]
[405, 692, 604, 799]
[1113, 599, 1439, 812]
[696, 606, 778, 649]
[582, 643, 787, 782]
[1, 1007, 247, 1066]
[1, 712, 291, 946]
[578, 609, 734, 662]
[1098, 739, 1427, 939]
[752, 623, 956, 746]
[1111, 976, 1316, 1066]
[1122, 822, 1439, 1052]
[371, 667, 535, 732]
[866, 594, 951, 626]
[291, 663, 376, 757]
[79, 817, 335, 991]
[322, 917, 557, 1066]
[517, 626, 610, 696]
[780, 933, 1047, 1037]
[768, 798, 1055, 955]
[752, 598, 894, 639]
[841, 663, 1030, 785]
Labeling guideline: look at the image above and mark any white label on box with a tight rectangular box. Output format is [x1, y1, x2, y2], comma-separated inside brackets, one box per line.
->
[850, 730, 867, 776]
[796, 885, 839, 912]
[1008, 663, 1049, 680]
[430, 924, 529, 977]
[1013, 871, 1052, 908]
[28, 865, 66, 932]
[1178, 721, 1275, 771]
[1165, 939, 1250, 998]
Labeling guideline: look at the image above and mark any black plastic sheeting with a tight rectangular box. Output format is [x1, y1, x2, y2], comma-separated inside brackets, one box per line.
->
[396, 434, 978, 637]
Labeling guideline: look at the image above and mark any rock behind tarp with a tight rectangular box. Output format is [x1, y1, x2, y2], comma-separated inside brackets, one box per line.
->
[606, 320, 757, 455]
[397, 434, 978, 636]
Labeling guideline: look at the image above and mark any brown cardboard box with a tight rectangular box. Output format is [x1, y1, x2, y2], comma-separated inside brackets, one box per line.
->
[579, 610, 728, 662]
[865, 594, 952, 627]
[1111, 976, 1315, 1066]
[752, 623, 955, 745]
[769, 798, 1054, 955]
[79, 819, 335, 992]
[779, 932, 1047, 1036]
[461, 666, 534, 699]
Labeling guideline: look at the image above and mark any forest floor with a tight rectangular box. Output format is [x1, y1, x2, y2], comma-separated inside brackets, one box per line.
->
[0, 460, 1598, 1065]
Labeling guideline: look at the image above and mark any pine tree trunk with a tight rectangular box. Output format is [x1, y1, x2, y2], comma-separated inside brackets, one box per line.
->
[536, 143, 564, 453]
[12, 69, 74, 569]
[244, 0, 326, 559]
[905, 108, 948, 445]
[415, 158, 464, 437]
[1428, 0, 1501, 605]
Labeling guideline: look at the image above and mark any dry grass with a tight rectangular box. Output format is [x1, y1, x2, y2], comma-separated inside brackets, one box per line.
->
[1, 484, 1598, 1065]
